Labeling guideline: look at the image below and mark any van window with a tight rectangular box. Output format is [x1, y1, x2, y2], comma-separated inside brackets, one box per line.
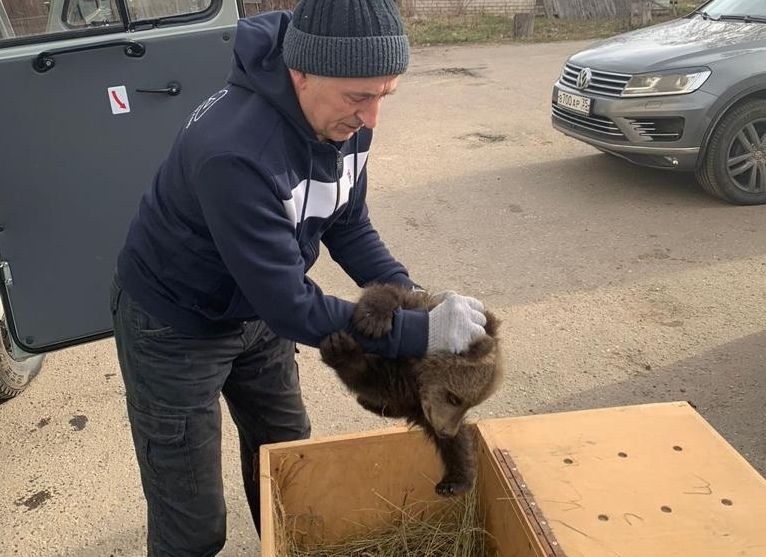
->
[0, 0, 215, 44]
[127, 0, 212, 21]
[63, 0, 121, 29]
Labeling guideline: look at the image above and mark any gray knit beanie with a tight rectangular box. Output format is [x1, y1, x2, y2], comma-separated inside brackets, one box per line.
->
[282, 0, 410, 78]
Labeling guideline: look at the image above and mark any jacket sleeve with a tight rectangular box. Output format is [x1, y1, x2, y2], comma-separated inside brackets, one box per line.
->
[321, 164, 417, 289]
[193, 153, 427, 358]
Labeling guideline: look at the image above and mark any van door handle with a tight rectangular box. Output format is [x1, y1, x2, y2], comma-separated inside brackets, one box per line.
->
[136, 81, 182, 96]
[33, 40, 145, 72]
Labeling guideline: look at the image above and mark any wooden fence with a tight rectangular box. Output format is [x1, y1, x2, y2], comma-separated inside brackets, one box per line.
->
[540, 0, 666, 20]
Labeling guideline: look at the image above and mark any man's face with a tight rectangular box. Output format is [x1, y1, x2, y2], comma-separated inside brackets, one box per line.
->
[290, 71, 399, 142]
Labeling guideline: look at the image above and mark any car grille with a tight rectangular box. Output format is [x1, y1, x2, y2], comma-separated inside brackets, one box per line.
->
[627, 117, 684, 141]
[552, 104, 626, 140]
[561, 63, 632, 97]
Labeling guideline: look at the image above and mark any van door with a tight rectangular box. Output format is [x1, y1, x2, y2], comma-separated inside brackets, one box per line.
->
[0, 0, 239, 353]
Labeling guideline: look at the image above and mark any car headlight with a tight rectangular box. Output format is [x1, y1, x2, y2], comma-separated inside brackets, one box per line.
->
[622, 69, 711, 97]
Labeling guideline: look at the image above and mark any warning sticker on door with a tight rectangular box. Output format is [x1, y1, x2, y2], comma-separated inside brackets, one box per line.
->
[107, 86, 130, 115]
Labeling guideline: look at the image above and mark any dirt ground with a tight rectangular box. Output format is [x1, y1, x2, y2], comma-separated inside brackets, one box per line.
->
[2, 41, 765, 556]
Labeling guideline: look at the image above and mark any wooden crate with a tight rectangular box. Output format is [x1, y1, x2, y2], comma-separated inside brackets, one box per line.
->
[260, 402, 766, 556]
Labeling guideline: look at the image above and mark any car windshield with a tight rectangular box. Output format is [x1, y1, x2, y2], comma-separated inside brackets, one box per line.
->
[698, 0, 766, 19]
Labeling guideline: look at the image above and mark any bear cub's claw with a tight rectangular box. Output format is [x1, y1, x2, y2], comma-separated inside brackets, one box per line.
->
[435, 478, 472, 497]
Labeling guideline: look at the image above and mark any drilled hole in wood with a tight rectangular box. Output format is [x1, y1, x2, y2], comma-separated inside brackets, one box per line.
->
[598, 514, 609, 521]
[661, 506, 672, 513]
[618, 452, 628, 458]
[563, 458, 574, 464]
[721, 499, 733, 506]
[673, 446, 683, 451]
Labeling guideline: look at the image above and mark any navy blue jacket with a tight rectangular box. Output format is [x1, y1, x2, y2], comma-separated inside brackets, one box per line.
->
[117, 11, 428, 358]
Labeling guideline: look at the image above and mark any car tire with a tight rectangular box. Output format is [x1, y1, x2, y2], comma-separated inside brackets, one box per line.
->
[0, 319, 44, 401]
[697, 100, 766, 205]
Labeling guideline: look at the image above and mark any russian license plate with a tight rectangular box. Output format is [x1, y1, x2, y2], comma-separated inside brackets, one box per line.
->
[557, 90, 591, 115]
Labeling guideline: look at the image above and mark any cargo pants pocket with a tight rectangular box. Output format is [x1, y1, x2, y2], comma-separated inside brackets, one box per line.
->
[127, 400, 197, 500]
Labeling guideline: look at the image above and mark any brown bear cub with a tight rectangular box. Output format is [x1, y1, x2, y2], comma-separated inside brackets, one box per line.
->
[319, 283, 503, 497]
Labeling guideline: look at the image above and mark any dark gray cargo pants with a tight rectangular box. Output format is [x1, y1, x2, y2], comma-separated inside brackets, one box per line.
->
[110, 276, 311, 556]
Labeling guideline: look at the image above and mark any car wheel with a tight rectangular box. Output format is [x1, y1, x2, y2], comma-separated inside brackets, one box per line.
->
[697, 100, 766, 205]
[0, 319, 44, 401]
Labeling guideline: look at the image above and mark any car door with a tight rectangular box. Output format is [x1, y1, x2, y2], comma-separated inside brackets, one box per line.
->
[0, 0, 240, 354]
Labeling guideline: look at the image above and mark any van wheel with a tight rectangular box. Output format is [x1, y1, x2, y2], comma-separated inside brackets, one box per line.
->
[0, 321, 44, 401]
[697, 100, 766, 205]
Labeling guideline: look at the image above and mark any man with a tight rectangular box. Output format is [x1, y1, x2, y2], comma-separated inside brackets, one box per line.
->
[110, 0, 487, 554]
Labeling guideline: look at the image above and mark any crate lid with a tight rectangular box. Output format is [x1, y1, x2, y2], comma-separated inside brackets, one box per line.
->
[477, 401, 766, 557]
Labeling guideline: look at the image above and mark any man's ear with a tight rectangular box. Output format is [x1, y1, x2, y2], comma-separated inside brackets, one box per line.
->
[288, 68, 309, 92]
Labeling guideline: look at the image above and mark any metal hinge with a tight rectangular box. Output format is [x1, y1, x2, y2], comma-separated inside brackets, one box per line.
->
[494, 448, 567, 557]
[0, 261, 12, 287]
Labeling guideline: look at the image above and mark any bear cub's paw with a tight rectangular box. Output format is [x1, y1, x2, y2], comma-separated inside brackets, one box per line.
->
[319, 331, 363, 366]
[435, 477, 473, 497]
[352, 286, 403, 338]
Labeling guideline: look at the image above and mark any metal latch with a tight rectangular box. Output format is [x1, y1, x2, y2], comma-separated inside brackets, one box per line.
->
[0, 261, 12, 287]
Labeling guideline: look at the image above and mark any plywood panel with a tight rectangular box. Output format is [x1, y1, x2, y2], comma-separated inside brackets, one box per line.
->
[479, 402, 766, 557]
[260, 426, 452, 556]
[262, 425, 539, 557]
[477, 436, 545, 557]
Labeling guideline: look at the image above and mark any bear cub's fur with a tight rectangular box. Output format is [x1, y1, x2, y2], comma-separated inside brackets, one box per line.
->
[319, 283, 503, 496]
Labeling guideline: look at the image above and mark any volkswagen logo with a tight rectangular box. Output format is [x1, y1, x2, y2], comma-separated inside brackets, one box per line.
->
[576, 68, 592, 90]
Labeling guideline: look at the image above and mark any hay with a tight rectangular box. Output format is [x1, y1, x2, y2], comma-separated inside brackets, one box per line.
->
[274, 482, 497, 557]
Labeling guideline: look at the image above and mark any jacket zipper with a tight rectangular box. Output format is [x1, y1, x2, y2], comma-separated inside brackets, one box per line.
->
[333, 150, 342, 213]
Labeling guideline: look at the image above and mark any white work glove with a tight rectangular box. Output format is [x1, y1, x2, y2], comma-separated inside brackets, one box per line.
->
[429, 290, 456, 304]
[427, 292, 487, 354]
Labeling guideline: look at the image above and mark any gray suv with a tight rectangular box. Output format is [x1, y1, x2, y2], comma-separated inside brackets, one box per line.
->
[552, 0, 766, 205]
